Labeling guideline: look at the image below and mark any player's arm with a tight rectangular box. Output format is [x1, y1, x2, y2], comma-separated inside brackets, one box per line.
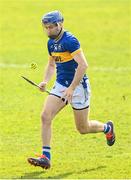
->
[43, 56, 56, 83]
[69, 51, 88, 90]
[63, 50, 88, 102]
[39, 57, 55, 91]
[62, 36, 88, 101]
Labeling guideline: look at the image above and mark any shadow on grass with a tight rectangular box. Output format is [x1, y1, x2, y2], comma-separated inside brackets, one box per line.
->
[21, 165, 106, 179]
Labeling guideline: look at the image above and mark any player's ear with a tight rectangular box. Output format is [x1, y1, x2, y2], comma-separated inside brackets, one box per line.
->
[61, 23, 63, 28]
[58, 22, 63, 28]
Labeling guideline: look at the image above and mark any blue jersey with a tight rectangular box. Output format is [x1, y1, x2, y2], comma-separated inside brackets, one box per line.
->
[47, 31, 88, 87]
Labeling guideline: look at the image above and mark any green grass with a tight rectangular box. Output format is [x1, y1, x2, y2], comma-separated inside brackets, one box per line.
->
[0, 0, 131, 179]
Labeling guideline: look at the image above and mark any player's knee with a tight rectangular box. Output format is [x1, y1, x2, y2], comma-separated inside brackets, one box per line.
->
[77, 126, 89, 134]
[41, 111, 52, 125]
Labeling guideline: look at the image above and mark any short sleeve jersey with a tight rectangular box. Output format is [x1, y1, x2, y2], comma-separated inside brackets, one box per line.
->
[47, 31, 87, 87]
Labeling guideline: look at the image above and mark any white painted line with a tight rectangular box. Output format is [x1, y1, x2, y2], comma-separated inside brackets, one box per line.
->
[0, 63, 28, 68]
[91, 67, 131, 72]
[0, 63, 130, 72]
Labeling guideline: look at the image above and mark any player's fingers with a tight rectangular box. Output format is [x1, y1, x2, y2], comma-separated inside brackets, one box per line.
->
[38, 84, 46, 91]
[39, 86, 45, 92]
[61, 91, 67, 98]
[61, 95, 68, 104]
[67, 94, 72, 103]
[60, 90, 69, 104]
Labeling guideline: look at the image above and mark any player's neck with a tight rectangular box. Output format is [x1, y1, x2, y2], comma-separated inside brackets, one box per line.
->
[54, 28, 64, 42]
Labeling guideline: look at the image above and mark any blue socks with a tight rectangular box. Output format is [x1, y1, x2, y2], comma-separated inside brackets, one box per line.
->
[42, 146, 51, 160]
[104, 124, 111, 134]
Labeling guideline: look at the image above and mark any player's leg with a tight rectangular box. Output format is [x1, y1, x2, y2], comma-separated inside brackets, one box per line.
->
[71, 78, 115, 146]
[28, 94, 66, 169]
[41, 94, 66, 147]
[73, 108, 115, 146]
[73, 107, 104, 134]
[71, 79, 104, 133]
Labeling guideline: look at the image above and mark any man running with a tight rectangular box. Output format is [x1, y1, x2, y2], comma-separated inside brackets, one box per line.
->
[28, 10, 115, 169]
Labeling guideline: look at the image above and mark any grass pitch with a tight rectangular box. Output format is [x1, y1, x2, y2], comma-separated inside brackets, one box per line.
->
[0, 0, 131, 179]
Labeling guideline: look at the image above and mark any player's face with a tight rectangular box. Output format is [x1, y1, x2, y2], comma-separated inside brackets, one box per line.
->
[42, 23, 62, 39]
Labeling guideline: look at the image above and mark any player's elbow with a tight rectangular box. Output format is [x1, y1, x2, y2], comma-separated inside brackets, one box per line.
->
[84, 63, 88, 69]
[80, 63, 88, 72]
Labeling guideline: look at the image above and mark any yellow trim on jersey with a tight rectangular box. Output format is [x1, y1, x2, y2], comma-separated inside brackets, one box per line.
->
[49, 48, 82, 62]
[71, 48, 82, 57]
[51, 52, 72, 62]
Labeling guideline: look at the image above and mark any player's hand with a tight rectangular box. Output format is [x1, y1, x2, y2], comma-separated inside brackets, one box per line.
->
[38, 81, 47, 92]
[62, 86, 74, 103]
